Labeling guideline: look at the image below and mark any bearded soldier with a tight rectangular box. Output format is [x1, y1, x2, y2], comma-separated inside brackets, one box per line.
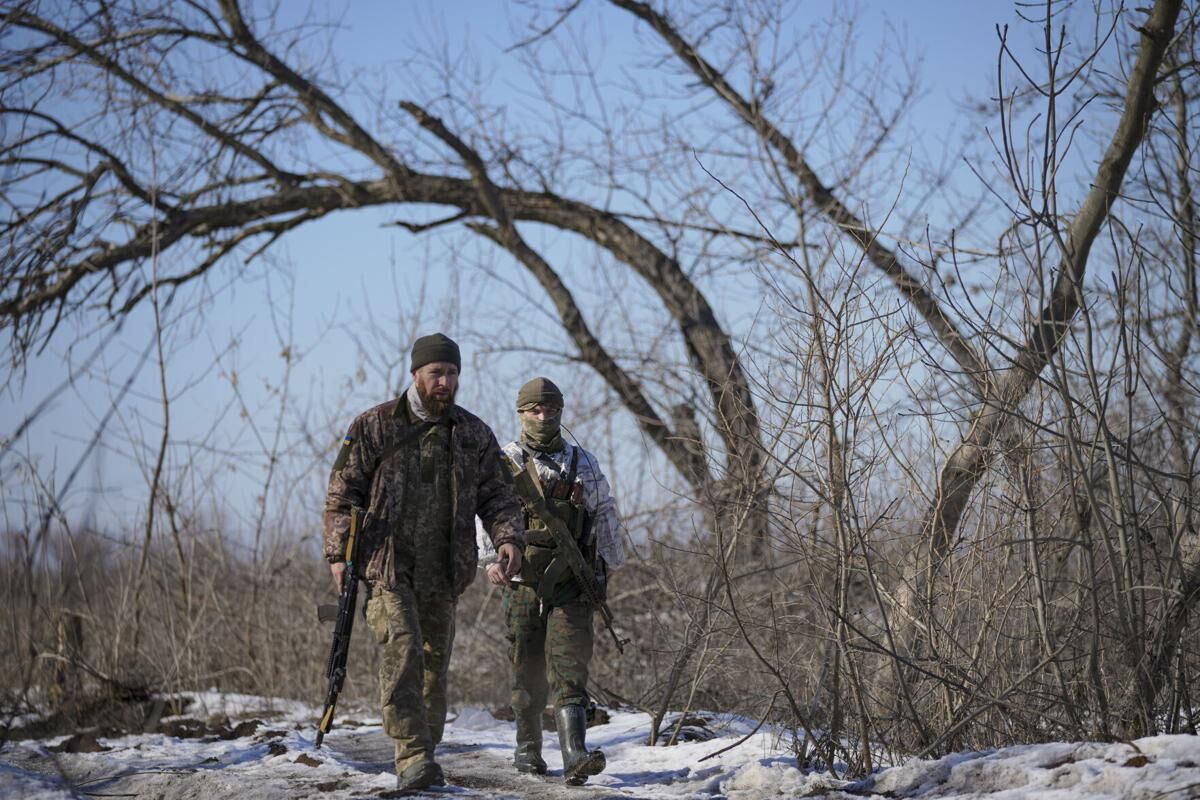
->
[324, 333, 524, 792]
[485, 377, 626, 785]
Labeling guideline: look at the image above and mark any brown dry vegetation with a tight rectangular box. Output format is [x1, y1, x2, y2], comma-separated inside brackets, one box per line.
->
[2, 0, 1200, 779]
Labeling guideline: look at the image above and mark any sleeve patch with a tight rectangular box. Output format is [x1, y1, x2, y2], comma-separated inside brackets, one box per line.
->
[332, 435, 353, 472]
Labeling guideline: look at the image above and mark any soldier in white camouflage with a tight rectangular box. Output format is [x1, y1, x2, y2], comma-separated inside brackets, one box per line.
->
[484, 377, 626, 785]
[324, 333, 524, 792]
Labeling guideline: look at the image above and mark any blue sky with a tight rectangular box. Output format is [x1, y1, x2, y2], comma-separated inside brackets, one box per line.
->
[0, 1, 1077, 538]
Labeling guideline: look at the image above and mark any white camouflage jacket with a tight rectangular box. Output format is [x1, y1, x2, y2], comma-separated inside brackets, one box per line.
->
[477, 440, 626, 572]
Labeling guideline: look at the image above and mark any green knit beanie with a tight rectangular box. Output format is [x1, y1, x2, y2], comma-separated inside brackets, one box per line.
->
[410, 333, 461, 373]
[516, 376, 564, 410]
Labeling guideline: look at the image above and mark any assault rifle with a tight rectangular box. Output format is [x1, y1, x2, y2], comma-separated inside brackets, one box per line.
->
[315, 506, 365, 748]
[505, 455, 628, 653]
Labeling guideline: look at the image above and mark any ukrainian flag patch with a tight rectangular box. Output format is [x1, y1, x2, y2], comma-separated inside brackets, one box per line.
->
[333, 433, 353, 471]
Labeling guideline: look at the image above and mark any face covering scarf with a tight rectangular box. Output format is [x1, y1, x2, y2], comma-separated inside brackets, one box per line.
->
[520, 413, 563, 453]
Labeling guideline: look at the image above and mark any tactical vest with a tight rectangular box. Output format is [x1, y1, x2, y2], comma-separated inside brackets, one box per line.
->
[516, 446, 594, 607]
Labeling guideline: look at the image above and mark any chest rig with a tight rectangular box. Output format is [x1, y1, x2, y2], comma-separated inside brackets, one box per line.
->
[514, 444, 594, 607]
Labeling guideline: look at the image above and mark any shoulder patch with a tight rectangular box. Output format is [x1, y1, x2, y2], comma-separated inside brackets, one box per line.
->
[332, 434, 353, 472]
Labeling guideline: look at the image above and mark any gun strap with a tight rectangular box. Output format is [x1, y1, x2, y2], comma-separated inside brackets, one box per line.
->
[517, 443, 580, 502]
[565, 446, 579, 486]
[522, 448, 544, 496]
[332, 421, 437, 576]
[516, 447, 589, 605]
[373, 420, 437, 473]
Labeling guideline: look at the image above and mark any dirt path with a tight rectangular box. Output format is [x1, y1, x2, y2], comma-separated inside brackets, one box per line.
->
[0, 722, 656, 799]
[331, 727, 641, 799]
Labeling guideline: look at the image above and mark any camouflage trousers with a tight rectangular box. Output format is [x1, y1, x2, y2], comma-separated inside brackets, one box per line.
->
[364, 579, 456, 773]
[504, 582, 593, 734]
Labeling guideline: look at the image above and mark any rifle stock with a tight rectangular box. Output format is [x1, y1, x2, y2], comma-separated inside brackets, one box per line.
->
[315, 506, 364, 747]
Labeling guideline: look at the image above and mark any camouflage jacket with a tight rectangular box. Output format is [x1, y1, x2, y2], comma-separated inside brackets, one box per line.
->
[500, 441, 625, 571]
[323, 393, 524, 596]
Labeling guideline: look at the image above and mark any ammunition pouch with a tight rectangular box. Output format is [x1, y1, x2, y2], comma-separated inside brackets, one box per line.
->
[520, 496, 594, 607]
[520, 544, 557, 583]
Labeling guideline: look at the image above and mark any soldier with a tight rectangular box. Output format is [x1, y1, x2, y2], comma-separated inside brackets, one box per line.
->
[485, 377, 626, 785]
[324, 333, 524, 792]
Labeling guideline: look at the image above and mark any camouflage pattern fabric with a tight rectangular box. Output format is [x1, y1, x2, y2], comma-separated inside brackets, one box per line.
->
[492, 438, 618, 736]
[365, 581, 457, 774]
[499, 441, 624, 574]
[504, 583, 594, 718]
[393, 421, 454, 593]
[323, 392, 523, 596]
[325, 390, 523, 773]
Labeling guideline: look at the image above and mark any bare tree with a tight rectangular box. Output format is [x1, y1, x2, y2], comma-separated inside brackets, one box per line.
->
[0, 0, 767, 553]
[4, 0, 1200, 767]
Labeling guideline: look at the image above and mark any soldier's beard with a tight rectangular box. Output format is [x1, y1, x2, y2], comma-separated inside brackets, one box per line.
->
[416, 379, 456, 418]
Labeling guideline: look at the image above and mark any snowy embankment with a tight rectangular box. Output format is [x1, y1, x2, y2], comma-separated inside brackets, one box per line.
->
[1, 693, 1198, 799]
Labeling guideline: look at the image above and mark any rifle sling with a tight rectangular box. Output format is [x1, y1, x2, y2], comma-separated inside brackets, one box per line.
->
[517, 456, 563, 600]
[506, 453, 623, 651]
[373, 420, 437, 473]
[516, 442, 578, 491]
[565, 446, 578, 486]
[332, 421, 438, 589]
[354, 419, 437, 551]
[511, 447, 593, 605]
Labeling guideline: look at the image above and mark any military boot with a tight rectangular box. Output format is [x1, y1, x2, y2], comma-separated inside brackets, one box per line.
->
[514, 742, 548, 775]
[396, 759, 445, 792]
[555, 704, 605, 785]
[513, 711, 548, 775]
[516, 710, 552, 772]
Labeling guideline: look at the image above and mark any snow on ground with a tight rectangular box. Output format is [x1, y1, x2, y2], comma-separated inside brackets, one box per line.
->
[1, 694, 1198, 799]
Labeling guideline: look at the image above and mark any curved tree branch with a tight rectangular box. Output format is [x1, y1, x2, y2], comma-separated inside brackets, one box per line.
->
[925, 0, 1182, 568]
[399, 99, 712, 489]
[607, 0, 991, 395]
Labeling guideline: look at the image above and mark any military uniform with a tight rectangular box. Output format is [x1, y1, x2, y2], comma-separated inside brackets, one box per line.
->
[486, 376, 625, 784]
[502, 440, 624, 713]
[323, 337, 523, 784]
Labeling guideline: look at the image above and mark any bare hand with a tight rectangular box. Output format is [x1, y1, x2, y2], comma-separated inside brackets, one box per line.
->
[330, 561, 346, 594]
[486, 562, 510, 587]
[497, 543, 522, 580]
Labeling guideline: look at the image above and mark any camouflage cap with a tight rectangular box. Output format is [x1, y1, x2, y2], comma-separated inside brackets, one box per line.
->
[516, 376, 564, 410]
[410, 332, 461, 373]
